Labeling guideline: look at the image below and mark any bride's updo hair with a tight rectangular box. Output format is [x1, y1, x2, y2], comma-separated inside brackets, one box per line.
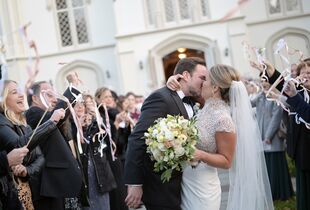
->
[209, 64, 240, 103]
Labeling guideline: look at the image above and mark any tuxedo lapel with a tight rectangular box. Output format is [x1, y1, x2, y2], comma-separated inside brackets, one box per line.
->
[170, 91, 189, 119]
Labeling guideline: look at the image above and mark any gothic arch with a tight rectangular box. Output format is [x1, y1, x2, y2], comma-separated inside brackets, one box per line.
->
[148, 33, 219, 88]
[266, 27, 310, 65]
[56, 60, 105, 94]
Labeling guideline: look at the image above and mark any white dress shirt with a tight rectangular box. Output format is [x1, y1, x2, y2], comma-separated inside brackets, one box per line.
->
[176, 90, 194, 118]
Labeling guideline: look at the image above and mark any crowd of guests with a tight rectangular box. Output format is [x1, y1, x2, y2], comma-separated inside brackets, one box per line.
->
[245, 58, 310, 210]
[0, 56, 309, 210]
[0, 73, 143, 210]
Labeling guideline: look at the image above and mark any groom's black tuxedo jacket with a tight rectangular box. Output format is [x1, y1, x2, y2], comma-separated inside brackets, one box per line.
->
[124, 87, 193, 210]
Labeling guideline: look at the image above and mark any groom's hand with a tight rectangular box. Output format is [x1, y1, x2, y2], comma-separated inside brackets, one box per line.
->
[125, 185, 143, 209]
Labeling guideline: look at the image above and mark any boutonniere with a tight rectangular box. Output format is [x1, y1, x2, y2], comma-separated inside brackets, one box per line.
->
[193, 102, 201, 115]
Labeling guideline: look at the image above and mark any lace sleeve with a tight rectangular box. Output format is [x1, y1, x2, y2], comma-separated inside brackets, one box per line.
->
[216, 114, 235, 133]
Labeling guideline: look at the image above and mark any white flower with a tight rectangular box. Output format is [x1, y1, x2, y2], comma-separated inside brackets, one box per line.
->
[164, 130, 174, 140]
[151, 148, 161, 161]
[152, 129, 159, 136]
[144, 115, 198, 182]
[175, 146, 185, 157]
[158, 143, 167, 151]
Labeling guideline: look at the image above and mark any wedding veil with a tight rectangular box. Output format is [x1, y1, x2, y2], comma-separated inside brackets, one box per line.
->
[227, 81, 274, 210]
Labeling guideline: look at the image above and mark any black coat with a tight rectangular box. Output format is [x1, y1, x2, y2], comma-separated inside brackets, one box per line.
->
[0, 151, 22, 210]
[124, 87, 191, 210]
[0, 151, 9, 177]
[0, 113, 55, 208]
[25, 87, 82, 198]
[71, 118, 117, 195]
[286, 92, 310, 122]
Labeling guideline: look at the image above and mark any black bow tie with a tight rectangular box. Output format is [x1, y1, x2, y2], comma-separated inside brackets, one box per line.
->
[182, 96, 192, 105]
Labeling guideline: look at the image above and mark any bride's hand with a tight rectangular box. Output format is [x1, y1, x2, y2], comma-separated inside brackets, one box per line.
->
[166, 74, 183, 91]
[193, 149, 204, 161]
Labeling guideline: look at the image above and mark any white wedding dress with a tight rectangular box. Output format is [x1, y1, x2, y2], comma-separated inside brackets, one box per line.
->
[181, 98, 235, 210]
[181, 81, 274, 210]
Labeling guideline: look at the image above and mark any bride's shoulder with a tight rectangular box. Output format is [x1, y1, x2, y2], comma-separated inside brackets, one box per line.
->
[215, 112, 235, 133]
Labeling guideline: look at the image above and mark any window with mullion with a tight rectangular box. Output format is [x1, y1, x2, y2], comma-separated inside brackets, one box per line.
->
[268, 0, 282, 15]
[200, 0, 210, 18]
[145, 0, 156, 26]
[266, 0, 301, 16]
[285, 0, 300, 12]
[55, 0, 89, 48]
[178, 0, 190, 20]
[163, 0, 176, 23]
[56, 0, 73, 47]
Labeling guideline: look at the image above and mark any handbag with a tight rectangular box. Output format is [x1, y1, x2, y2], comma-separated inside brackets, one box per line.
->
[0, 174, 23, 210]
[16, 177, 34, 210]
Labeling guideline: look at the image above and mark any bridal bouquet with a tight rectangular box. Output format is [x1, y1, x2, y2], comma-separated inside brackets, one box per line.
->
[145, 115, 198, 182]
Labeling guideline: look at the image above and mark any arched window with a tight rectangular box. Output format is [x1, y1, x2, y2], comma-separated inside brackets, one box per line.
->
[55, 0, 89, 48]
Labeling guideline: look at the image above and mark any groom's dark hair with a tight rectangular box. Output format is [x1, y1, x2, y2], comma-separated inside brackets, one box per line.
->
[173, 57, 206, 76]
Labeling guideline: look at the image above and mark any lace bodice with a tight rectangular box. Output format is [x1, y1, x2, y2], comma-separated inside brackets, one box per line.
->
[196, 98, 235, 153]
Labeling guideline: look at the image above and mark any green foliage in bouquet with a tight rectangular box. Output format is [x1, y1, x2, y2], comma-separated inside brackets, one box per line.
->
[144, 115, 198, 182]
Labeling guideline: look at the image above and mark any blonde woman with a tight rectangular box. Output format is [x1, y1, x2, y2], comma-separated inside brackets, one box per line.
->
[167, 65, 274, 210]
[0, 80, 65, 210]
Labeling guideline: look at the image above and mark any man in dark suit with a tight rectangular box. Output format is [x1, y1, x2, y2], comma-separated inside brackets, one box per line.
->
[25, 81, 82, 210]
[124, 57, 207, 210]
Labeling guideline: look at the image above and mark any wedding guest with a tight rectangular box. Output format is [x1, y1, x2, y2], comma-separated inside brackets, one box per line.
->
[96, 87, 117, 109]
[125, 92, 140, 124]
[71, 99, 116, 210]
[134, 95, 144, 112]
[291, 63, 298, 79]
[284, 81, 310, 122]
[0, 80, 63, 210]
[251, 80, 294, 201]
[26, 81, 82, 210]
[95, 87, 128, 210]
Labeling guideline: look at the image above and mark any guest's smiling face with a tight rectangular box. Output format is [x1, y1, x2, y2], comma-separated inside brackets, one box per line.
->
[300, 66, 310, 89]
[6, 81, 26, 114]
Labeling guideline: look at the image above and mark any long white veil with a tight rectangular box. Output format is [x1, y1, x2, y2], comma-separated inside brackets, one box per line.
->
[227, 81, 274, 210]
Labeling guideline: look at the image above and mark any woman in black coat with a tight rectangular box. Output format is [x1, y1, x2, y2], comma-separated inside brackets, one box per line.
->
[70, 98, 116, 210]
[0, 80, 64, 210]
[95, 87, 128, 210]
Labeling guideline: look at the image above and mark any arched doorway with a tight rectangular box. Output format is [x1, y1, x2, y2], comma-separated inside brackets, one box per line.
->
[148, 33, 219, 89]
[162, 48, 205, 81]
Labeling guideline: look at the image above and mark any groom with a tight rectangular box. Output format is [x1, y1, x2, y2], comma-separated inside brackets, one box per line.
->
[124, 57, 207, 210]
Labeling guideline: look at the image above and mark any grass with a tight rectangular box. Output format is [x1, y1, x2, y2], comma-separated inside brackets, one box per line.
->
[274, 197, 296, 210]
[286, 154, 296, 177]
[273, 154, 297, 210]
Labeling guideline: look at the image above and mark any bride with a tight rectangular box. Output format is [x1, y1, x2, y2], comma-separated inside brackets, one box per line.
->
[168, 64, 274, 210]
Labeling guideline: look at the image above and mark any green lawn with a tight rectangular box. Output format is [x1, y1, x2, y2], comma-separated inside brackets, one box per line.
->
[274, 197, 296, 210]
[273, 155, 296, 210]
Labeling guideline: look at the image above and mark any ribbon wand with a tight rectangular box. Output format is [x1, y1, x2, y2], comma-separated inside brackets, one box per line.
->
[26, 91, 51, 149]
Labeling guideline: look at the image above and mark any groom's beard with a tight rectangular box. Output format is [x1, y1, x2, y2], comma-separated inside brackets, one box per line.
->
[188, 86, 201, 99]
